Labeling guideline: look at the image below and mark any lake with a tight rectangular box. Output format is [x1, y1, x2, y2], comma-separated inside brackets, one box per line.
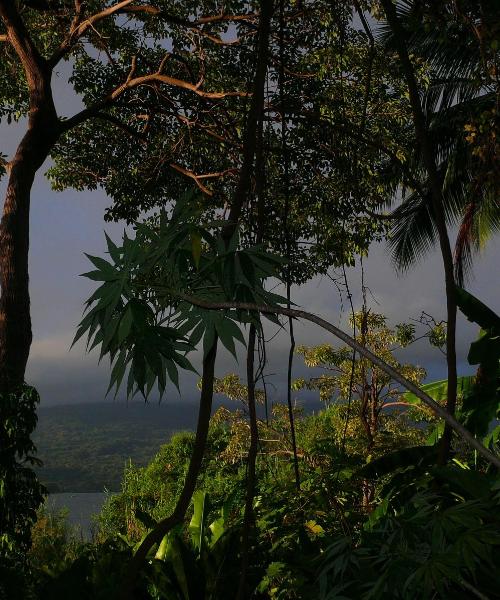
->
[46, 492, 108, 538]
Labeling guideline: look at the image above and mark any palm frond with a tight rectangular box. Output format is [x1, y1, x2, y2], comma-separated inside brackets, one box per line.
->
[388, 190, 437, 271]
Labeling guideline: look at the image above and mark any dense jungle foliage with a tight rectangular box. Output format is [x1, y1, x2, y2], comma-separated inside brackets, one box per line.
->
[1, 0, 499, 599]
[14, 386, 500, 599]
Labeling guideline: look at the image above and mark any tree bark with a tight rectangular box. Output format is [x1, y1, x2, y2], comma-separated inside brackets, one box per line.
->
[0, 0, 59, 392]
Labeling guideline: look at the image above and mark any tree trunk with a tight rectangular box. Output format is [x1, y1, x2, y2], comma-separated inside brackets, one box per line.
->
[379, 0, 458, 464]
[0, 0, 59, 393]
[120, 342, 218, 600]
[0, 119, 58, 392]
[237, 324, 258, 600]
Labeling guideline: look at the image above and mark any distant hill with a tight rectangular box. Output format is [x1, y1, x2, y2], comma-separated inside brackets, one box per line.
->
[34, 402, 198, 493]
[33, 395, 323, 493]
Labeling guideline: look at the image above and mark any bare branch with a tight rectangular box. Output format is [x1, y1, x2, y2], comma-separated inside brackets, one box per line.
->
[109, 71, 249, 101]
[169, 163, 237, 195]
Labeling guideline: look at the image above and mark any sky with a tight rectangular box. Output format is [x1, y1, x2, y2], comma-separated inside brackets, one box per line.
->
[1, 68, 498, 408]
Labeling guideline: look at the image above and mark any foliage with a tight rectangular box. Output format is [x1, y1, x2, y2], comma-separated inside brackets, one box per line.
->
[25, 395, 500, 600]
[33, 402, 196, 493]
[403, 288, 500, 443]
[0, 385, 46, 600]
[76, 191, 287, 399]
[456, 287, 500, 438]
[1, 2, 498, 598]
[377, 1, 500, 281]
[318, 466, 500, 600]
[29, 506, 85, 577]
[295, 311, 425, 403]
[0, 384, 46, 552]
[294, 310, 427, 456]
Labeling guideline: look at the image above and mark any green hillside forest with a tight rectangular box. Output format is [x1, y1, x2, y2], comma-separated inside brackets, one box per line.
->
[1, 2, 499, 600]
[33, 403, 198, 492]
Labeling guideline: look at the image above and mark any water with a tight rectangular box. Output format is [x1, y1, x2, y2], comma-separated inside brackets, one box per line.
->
[46, 492, 108, 538]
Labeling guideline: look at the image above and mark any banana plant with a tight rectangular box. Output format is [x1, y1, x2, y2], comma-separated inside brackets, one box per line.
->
[142, 491, 241, 600]
[402, 287, 500, 444]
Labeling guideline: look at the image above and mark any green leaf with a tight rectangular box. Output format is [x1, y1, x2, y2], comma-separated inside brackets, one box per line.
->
[189, 490, 209, 555]
[356, 445, 438, 479]
[456, 286, 500, 333]
[215, 319, 238, 359]
[189, 321, 205, 347]
[236, 252, 256, 287]
[84, 253, 117, 277]
[169, 534, 202, 599]
[403, 376, 475, 405]
[117, 304, 134, 343]
[165, 359, 180, 391]
[190, 230, 202, 269]
[468, 333, 500, 365]
[105, 232, 121, 263]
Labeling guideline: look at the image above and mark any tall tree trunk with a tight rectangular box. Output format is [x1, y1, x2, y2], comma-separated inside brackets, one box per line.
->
[0, 1, 58, 392]
[0, 119, 58, 392]
[120, 343, 218, 600]
[121, 3, 273, 597]
[379, 0, 458, 464]
[237, 324, 258, 600]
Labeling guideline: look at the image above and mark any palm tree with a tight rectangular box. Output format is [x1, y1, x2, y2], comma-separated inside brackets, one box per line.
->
[383, 0, 499, 285]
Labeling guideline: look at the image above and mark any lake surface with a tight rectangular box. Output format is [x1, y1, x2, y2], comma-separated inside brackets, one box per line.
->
[46, 492, 108, 538]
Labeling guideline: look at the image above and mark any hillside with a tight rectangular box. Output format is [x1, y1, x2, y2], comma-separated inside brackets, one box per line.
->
[33, 402, 198, 493]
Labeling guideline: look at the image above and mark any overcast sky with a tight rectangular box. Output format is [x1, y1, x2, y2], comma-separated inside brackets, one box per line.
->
[1, 68, 498, 408]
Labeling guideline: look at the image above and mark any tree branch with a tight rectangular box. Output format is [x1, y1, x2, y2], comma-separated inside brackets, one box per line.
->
[120, 342, 217, 600]
[0, 1, 48, 85]
[94, 112, 146, 141]
[61, 69, 248, 134]
[171, 294, 500, 471]
[169, 164, 238, 196]
[109, 71, 249, 101]
[50, 0, 136, 66]
[50, 0, 258, 67]
[119, 6, 269, 597]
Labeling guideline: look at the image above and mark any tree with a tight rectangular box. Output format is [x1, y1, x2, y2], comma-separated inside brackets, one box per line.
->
[0, 0, 259, 391]
[0, 384, 46, 581]
[0, 0, 391, 394]
[380, 0, 499, 285]
[295, 311, 426, 452]
[294, 310, 426, 505]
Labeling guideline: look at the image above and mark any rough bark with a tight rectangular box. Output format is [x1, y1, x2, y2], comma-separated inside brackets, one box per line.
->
[0, 1, 59, 392]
